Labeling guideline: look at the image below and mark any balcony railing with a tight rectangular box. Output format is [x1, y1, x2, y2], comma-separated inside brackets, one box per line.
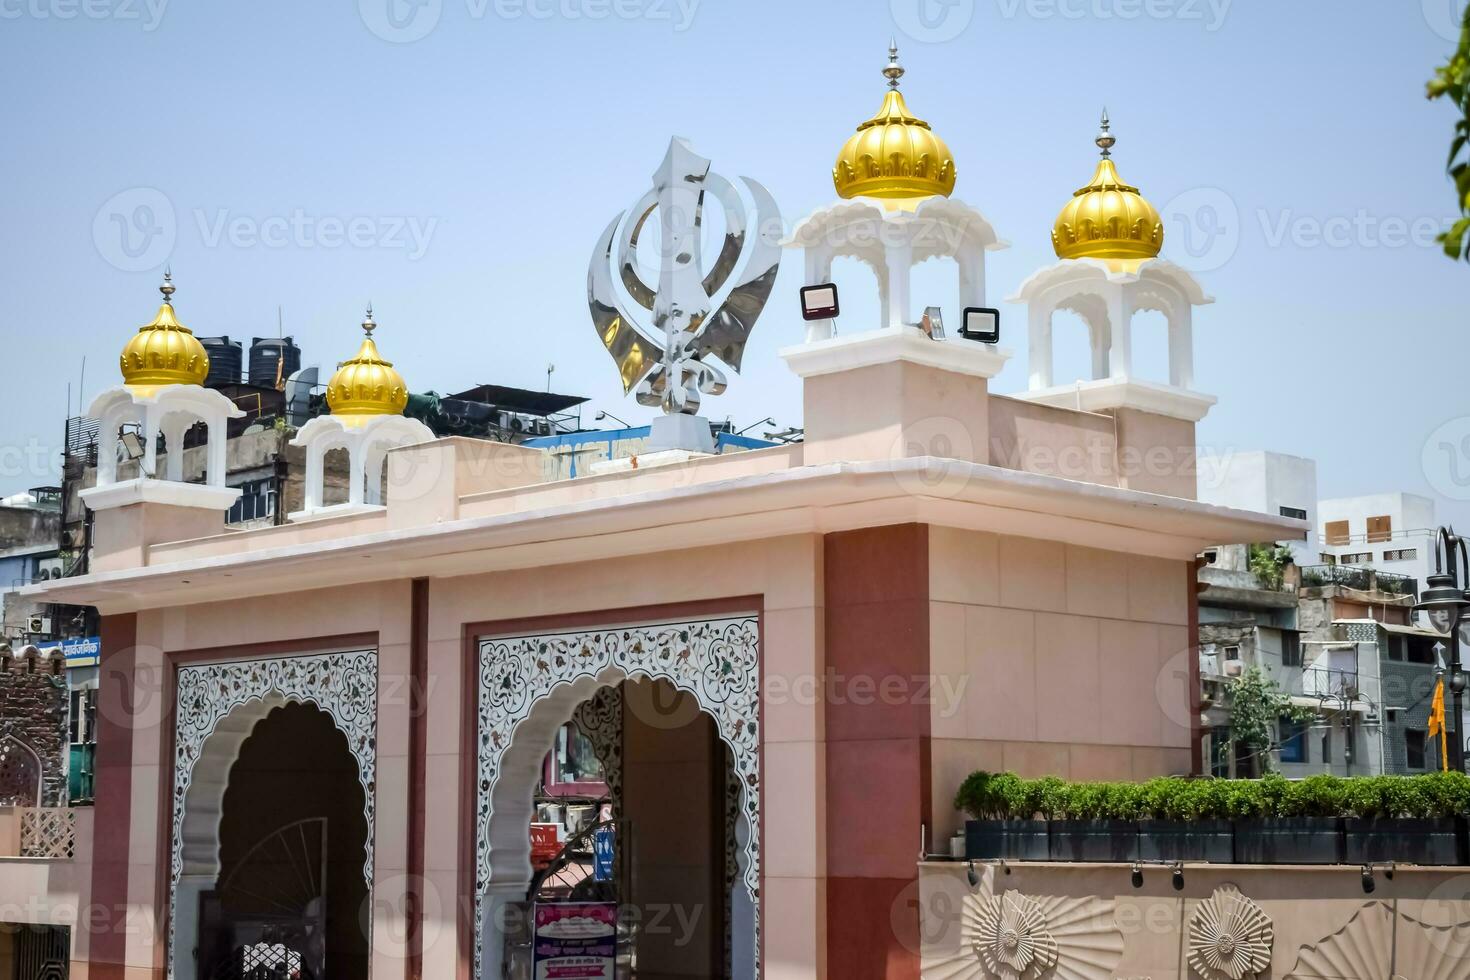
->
[1297, 667, 1360, 700]
[1299, 564, 1418, 597]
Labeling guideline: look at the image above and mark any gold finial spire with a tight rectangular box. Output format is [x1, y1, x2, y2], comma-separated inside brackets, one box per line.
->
[1096, 108, 1115, 159]
[883, 39, 904, 89]
[832, 43, 956, 208]
[1051, 111, 1164, 267]
[326, 305, 409, 422]
[118, 270, 210, 389]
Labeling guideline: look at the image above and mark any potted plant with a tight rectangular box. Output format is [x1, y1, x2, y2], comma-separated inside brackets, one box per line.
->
[1232, 774, 1344, 864]
[1048, 781, 1140, 862]
[959, 772, 1049, 860]
[1342, 773, 1468, 866]
[1136, 778, 1233, 863]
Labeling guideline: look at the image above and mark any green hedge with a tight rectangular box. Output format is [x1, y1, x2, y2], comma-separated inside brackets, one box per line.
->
[954, 771, 1470, 821]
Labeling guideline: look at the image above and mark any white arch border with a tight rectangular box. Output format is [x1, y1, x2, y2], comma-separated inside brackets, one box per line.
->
[474, 614, 760, 976]
[167, 650, 378, 980]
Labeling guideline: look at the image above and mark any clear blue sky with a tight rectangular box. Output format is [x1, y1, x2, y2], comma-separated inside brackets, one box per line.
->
[2, 0, 1468, 528]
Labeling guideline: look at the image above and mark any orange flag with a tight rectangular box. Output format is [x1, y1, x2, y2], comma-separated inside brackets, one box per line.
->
[1430, 676, 1449, 772]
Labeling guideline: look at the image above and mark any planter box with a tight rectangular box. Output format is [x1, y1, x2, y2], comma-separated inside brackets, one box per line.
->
[965, 820, 1050, 861]
[1137, 819, 1234, 863]
[1049, 820, 1139, 862]
[1233, 818, 1344, 864]
[1343, 817, 1465, 866]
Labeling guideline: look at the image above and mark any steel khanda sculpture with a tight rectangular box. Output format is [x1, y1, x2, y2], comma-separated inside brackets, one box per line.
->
[588, 136, 781, 445]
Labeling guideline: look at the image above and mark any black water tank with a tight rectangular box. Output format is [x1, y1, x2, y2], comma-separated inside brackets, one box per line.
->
[249, 337, 301, 387]
[198, 336, 243, 388]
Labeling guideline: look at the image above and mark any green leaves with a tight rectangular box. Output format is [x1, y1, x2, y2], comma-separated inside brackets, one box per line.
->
[1428, 1, 1470, 262]
[954, 770, 1470, 820]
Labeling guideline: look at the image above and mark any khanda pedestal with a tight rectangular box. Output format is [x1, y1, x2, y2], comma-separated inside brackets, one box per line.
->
[588, 136, 782, 454]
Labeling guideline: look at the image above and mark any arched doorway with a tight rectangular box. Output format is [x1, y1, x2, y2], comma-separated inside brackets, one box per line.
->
[193, 702, 369, 979]
[474, 615, 760, 979]
[168, 651, 378, 980]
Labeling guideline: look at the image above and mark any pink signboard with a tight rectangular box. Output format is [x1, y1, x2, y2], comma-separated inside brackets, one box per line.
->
[532, 902, 617, 979]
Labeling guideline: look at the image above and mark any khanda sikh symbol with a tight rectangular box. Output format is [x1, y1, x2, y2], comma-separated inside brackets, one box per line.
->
[588, 137, 782, 416]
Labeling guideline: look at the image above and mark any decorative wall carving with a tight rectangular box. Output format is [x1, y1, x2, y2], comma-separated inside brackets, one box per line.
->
[0, 734, 42, 807]
[1292, 900, 1470, 979]
[1188, 886, 1272, 980]
[571, 685, 624, 815]
[962, 890, 1125, 980]
[475, 614, 760, 976]
[168, 650, 378, 980]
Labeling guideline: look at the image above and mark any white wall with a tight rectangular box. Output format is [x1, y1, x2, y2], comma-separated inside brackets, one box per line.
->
[1198, 450, 1318, 563]
[1317, 491, 1437, 588]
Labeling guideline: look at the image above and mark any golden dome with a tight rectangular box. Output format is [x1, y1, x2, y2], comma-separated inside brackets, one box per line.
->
[325, 307, 409, 423]
[833, 43, 956, 209]
[119, 272, 210, 389]
[1052, 113, 1164, 266]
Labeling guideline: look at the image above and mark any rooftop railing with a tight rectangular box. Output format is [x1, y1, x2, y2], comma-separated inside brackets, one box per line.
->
[1299, 564, 1418, 597]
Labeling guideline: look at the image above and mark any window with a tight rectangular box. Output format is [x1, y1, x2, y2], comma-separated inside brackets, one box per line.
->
[1223, 645, 1241, 662]
[1406, 729, 1427, 770]
[1383, 548, 1418, 562]
[1367, 515, 1393, 544]
[227, 478, 275, 524]
[68, 689, 97, 744]
[1209, 726, 1233, 778]
[1281, 631, 1303, 667]
[1407, 640, 1436, 665]
[1279, 716, 1308, 763]
[1319, 553, 1338, 565]
[1387, 636, 1405, 661]
[1280, 505, 1308, 521]
[1341, 552, 1373, 565]
[1325, 520, 1350, 546]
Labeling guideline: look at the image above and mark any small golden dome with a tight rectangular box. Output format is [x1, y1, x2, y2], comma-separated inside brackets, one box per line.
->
[833, 43, 956, 209]
[119, 272, 210, 389]
[325, 306, 409, 422]
[1052, 112, 1164, 266]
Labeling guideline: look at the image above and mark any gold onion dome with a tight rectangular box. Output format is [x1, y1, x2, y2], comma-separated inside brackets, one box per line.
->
[119, 271, 210, 389]
[833, 42, 956, 209]
[1052, 111, 1164, 265]
[326, 306, 409, 422]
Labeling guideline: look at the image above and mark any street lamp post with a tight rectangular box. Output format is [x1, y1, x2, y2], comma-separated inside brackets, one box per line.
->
[1413, 527, 1470, 772]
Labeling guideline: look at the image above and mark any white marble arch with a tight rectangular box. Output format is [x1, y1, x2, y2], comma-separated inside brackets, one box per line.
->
[289, 413, 434, 515]
[88, 384, 244, 489]
[167, 650, 378, 980]
[1010, 258, 1212, 392]
[474, 614, 760, 979]
[784, 196, 1007, 341]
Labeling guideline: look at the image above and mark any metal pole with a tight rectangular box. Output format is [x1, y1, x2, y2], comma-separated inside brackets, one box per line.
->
[1454, 533, 1469, 772]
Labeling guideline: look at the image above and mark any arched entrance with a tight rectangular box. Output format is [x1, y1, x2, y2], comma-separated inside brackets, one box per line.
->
[169, 651, 378, 980]
[474, 615, 760, 979]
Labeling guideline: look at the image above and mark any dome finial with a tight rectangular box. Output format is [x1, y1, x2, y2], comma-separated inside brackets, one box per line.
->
[1096, 108, 1116, 159]
[160, 267, 176, 305]
[883, 39, 904, 89]
[362, 303, 376, 337]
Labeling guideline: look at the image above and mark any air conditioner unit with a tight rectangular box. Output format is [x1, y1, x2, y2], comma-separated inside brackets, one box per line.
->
[1224, 661, 1244, 677]
[28, 616, 51, 635]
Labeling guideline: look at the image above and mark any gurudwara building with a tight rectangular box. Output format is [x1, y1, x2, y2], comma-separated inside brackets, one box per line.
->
[10, 46, 1469, 980]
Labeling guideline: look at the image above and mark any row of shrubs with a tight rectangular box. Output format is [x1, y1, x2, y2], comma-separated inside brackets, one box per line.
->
[955, 771, 1470, 821]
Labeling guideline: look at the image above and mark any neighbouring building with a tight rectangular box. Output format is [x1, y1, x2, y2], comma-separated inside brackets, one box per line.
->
[1318, 490, 1438, 593]
[1198, 449, 1319, 563]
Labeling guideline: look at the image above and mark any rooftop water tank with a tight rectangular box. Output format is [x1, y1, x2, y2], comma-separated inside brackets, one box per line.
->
[197, 336, 243, 388]
[249, 337, 301, 388]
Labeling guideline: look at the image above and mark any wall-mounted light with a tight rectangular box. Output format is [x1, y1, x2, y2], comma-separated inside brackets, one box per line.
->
[1171, 862, 1185, 891]
[959, 307, 1001, 345]
[1360, 864, 1376, 894]
[966, 860, 979, 888]
[1130, 863, 1143, 889]
[800, 284, 840, 321]
[920, 306, 946, 340]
